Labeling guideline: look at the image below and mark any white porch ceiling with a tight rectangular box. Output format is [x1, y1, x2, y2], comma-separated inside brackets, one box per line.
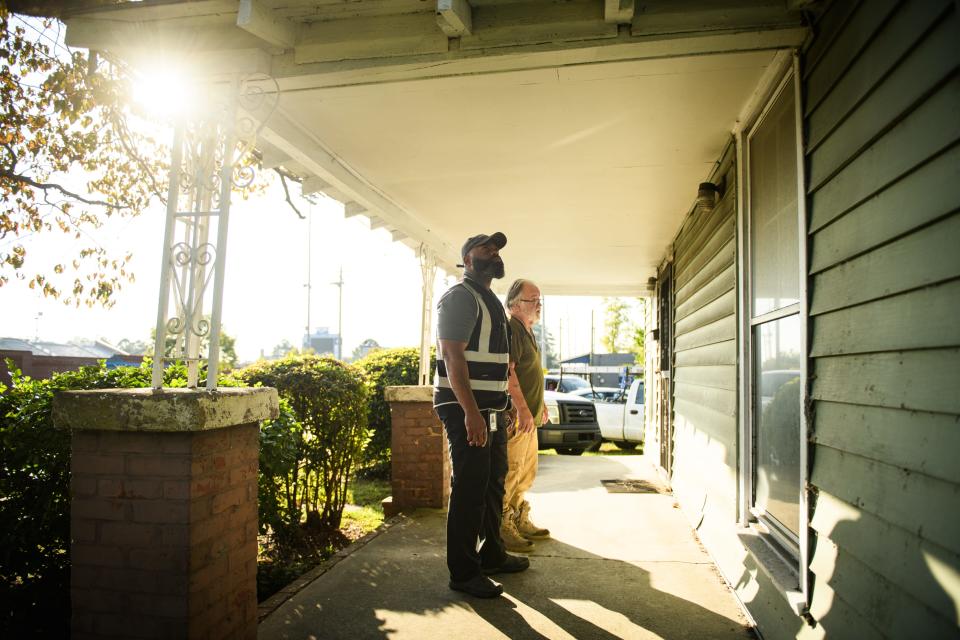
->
[275, 51, 776, 294]
[50, 0, 802, 295]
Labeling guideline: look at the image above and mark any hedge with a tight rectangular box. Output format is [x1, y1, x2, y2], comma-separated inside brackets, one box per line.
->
[353, 347, 435, 473]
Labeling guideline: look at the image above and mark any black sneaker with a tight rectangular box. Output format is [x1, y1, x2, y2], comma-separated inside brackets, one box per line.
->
[449, 574, 504, 598]
[482, 554, 530, 575]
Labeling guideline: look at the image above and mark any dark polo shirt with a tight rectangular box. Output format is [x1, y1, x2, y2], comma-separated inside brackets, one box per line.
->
[509, 315, 545, 425]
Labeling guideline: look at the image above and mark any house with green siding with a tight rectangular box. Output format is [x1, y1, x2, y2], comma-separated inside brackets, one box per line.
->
[19, 0, 959, 637]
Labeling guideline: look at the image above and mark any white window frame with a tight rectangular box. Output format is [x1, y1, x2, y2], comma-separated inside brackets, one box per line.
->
[736, 52, 810, 609]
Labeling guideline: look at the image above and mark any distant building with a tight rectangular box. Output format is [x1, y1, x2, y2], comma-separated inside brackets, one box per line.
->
[303, 327, 340, 359]
[0, 337, 143, 387]
[558, 353, 637, 387]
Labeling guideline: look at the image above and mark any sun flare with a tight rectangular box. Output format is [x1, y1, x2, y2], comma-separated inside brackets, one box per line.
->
[131, 64, 193, 118]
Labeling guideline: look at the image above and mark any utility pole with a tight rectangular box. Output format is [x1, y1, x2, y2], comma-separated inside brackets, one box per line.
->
[558, 317, 563, 362]
[590, 309, 595, 365]
[332, 266, 344, 360]
[304, 203, 312, 350]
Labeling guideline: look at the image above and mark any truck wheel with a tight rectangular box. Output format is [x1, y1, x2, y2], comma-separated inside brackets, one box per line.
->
[613, 441, 638, 450]
[557, 448, 585, 456]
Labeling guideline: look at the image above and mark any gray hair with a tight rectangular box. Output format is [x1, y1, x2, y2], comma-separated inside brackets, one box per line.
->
[506, 279, 532, 309]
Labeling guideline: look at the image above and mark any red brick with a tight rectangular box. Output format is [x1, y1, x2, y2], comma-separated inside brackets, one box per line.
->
[71, 587, 123, 613]
[73, 453, 125, 475]
[211, 485, 245, 514]
[73, 432, 100, 451]
[193, 430, 229, 455]
[229, 465, 255, 487]
[129, 548, 188, 573]
[99, 478, 163, 500]
[163, 479, 190, 500]
[94, 567, 159, 594]
[132, 499, 189, 524]
[99, 431, 165, 454]
[128, 593, 188, 619]
[73, 474, 99, 498]
[100, 521, 161, 547]
[72, 543, 125, 568]
[189, 554, 228, 592]
[192, 511, 230, 544]
[72, 565, 100, 589]
[190, 496, 213, 521]
[160, 523, 190, 546]
[73, 519, 98, 543]
[160, 434, 192, 454]
[190, 539, 212, 568]
[72, 497, 130, 521]
[228, 424, 257, 449]
[126, 454, 191, 477]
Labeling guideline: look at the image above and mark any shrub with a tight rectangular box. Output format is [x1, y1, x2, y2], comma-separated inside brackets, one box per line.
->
[237, 354, 369, 537]
[0, 360, 190, 635]
[353, 347, 435, 473]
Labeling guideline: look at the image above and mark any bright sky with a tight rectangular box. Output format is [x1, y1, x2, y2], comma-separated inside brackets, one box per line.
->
[2, 178, 642, 362]
[1, 16, 645, 364]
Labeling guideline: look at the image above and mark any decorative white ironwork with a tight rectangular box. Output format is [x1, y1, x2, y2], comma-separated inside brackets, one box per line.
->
[151, 74, 279, 389]
[418, 245, 437, 386]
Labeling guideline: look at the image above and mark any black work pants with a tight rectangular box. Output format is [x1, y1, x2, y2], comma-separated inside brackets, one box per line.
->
[436, 404, 508, 583]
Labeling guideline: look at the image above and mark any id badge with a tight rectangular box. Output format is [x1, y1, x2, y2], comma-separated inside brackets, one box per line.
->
[489, 412, 498, 432]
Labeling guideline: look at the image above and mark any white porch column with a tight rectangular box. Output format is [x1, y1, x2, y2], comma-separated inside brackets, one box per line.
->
[151, 75, 270, 389]
[418, 247, 437, 386]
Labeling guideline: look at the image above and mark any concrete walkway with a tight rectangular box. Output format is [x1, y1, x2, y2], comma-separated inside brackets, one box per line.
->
[258, 454, 754, 639]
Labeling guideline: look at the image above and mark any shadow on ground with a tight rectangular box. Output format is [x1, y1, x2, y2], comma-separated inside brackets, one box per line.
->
[259, 456, 753, 640]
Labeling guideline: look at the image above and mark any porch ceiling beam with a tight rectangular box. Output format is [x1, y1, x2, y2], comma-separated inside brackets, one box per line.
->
[256, 109, 461, 274]
[604, 0, 634, 25]
[344, 202, 367, 218]
[64, 19, 262, 52]
[259, 146, 290, 170]
[538, 282, 652, 297]
[436, 0, 473, 37]
[275, 26, 806, 91]
[237, 0, 298, 50]
[301, 175, 347, 203]
[295, 13, 448, 65]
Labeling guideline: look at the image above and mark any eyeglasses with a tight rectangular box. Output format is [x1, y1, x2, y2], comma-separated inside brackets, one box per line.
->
[519, 298, 543, 306]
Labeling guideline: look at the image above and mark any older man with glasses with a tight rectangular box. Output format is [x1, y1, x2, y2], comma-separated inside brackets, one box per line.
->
[501, 278, 551, 553]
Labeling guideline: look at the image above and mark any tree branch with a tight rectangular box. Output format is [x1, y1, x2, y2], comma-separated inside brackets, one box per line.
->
[1, 168, 120, 209]
[276, 169, 305, 219]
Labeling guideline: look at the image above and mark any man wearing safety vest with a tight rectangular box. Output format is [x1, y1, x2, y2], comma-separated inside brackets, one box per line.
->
[434, 232, 530, 599]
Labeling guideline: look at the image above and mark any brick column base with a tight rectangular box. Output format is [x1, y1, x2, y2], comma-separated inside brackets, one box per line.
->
[383, 385, 449, 515]
[54, 387, 278, 640]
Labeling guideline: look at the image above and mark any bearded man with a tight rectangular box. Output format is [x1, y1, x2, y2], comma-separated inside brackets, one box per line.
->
[434, 232, 530, 599]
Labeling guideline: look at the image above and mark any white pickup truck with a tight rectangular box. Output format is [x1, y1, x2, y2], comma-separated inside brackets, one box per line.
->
[567, 378, 645, 449]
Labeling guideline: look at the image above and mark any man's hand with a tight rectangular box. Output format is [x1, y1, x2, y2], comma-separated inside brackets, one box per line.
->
[541, 403, 549, 425]
[465, 409, 487, 447]
[517, 406, 535, 434]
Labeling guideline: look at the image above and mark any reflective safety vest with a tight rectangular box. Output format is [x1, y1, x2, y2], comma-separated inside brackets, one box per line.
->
[433, 278, 510, 411]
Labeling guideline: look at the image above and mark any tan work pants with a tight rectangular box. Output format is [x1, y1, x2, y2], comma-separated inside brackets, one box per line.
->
[503, 423, 540, 517]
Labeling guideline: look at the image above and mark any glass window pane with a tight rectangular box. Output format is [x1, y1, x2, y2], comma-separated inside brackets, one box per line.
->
[750, 81, 799, 317]
[753, 314, 801, 536]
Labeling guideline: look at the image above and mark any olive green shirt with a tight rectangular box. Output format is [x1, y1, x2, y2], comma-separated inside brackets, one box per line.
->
[509, 316, 545, 426]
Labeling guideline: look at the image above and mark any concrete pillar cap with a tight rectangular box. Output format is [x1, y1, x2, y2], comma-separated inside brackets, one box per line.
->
[53, 386, 279, 432]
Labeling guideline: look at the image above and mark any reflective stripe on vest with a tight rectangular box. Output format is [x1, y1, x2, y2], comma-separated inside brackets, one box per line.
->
[434, 279, 510, 410]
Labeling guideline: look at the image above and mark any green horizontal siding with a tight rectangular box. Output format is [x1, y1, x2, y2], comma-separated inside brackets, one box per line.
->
[804, 1, 960, 636]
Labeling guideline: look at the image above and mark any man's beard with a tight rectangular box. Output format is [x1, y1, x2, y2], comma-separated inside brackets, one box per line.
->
[472, 256, 505, 279]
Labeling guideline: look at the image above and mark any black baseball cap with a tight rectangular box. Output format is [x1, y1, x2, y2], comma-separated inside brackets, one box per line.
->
[460, 232, 507, 261]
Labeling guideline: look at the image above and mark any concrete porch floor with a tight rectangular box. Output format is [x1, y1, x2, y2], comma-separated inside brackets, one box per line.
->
[258, 454, 754, 639]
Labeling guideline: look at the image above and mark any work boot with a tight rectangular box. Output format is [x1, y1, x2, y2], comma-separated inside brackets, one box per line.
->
[500, 511, 534, 553]
[516, 502, 550, 540]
